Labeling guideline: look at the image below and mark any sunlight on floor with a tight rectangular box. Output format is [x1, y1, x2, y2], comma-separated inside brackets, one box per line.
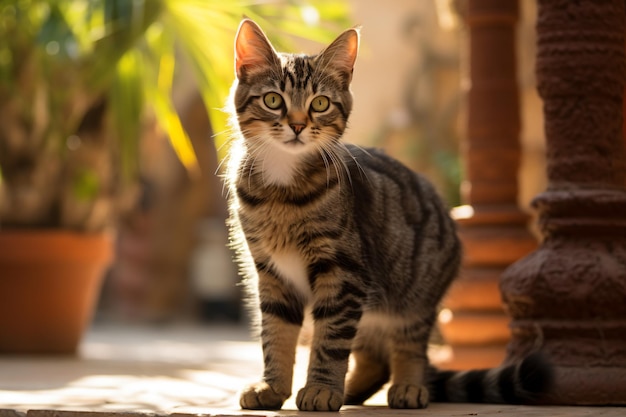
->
[1, 324, 624, 416]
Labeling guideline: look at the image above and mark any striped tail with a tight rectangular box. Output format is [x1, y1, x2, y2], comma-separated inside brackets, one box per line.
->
[428, 353, 553, 404]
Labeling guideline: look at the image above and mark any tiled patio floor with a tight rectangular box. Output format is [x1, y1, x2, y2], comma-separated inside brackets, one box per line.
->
[0, 323, 623, 417]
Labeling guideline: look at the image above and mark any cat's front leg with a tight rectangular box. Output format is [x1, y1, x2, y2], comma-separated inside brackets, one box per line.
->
[387, 318, 432, 409]
[296, 279, 364, 411]
[240, 266, 305, 410]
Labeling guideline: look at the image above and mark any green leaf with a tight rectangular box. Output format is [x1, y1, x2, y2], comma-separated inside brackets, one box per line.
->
[110, 48, 143, 181]
[72, 168, 100, 201]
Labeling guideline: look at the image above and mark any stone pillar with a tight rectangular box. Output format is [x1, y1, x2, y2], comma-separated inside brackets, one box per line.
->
[441, 0, 537, 369]
[501, 0, 626, 404]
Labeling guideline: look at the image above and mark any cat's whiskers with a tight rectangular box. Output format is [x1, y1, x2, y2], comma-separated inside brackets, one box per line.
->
[214, 129, 241, 178]
[339, 141, 371, 185]
[228, 129, 266, 190]
[316, 143, 333, 189]
[245, 135, 273, 188]
[214, 128, 238, 154]
[249, 133, 300, 188]
[318, 134, 354, 189]
[244, 151, 257, 191]
[257, 141, 277, 188]
[326, 144, 349, 190]
[323, 142, 344, 189]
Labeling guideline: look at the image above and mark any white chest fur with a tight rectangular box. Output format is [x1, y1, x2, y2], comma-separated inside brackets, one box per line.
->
[259, 143, 303, 185]
[270, 248, 311, 300]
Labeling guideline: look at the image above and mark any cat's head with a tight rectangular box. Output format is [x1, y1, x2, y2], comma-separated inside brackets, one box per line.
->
[232, 19, 359, 156]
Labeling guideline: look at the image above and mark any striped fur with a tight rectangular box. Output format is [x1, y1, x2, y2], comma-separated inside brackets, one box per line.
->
[225, 19, 551, 412]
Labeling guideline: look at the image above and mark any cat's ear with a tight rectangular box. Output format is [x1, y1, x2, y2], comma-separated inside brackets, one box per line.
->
[316, 27, 360, 82]
[234, 19, 280, 79]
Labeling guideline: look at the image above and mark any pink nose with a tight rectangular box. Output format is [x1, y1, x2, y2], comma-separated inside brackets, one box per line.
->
[290, 123, 306, 135]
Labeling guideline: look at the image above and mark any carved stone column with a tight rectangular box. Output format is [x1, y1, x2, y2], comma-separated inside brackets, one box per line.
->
[501, 0, 626, 404]
[441, 0, 537, 369]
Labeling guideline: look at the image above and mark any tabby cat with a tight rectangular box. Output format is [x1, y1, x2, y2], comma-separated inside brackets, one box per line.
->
[225, 19, 551, 412]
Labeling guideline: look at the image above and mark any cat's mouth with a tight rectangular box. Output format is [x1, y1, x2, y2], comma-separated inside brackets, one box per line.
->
[283, 138, 305, 147]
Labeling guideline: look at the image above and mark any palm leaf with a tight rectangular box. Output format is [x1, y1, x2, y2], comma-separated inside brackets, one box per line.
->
[0, 0, 352, 185]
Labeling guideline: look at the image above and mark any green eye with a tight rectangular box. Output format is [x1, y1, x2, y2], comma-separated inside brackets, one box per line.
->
[311, 95, 330, 112]
[263, 92, 283, 110]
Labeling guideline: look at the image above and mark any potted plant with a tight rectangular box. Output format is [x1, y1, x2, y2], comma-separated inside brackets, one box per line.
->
[0, 0, 349, 354]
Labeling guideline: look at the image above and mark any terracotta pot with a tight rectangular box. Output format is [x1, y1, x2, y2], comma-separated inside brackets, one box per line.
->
[0, 230, 113, 354]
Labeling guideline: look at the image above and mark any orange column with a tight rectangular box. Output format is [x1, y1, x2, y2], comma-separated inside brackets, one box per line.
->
[501, 0, 626, 404]
[440, 0, 536, 369]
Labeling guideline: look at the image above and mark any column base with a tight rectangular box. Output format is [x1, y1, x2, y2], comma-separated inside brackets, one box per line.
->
[545, 366, 626, 405]
[505, 318, 626, 405]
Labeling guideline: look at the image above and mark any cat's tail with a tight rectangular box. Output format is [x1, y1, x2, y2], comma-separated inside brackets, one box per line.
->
[428, 352, 553, 404]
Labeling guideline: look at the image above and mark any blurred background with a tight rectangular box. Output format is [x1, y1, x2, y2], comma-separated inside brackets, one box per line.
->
[0, 0, 545, 331]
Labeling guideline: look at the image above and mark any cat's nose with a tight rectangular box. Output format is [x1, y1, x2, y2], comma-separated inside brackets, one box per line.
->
[289, 123, 306, 135]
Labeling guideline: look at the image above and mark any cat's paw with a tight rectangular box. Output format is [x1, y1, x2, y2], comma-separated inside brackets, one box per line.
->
[240, 381, 288, 410]
[296, 384, 343, 411]
[387, 384, 429, 409]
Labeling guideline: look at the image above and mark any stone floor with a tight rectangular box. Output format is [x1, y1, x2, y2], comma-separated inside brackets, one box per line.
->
[0, 323, 623, 417]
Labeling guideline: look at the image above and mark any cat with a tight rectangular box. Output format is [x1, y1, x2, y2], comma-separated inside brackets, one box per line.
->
[224, 18, 552, 412]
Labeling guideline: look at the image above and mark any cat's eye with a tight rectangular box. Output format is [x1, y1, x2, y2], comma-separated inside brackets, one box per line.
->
[310, 95, 330, 112]
[263, 92, 283, 110]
